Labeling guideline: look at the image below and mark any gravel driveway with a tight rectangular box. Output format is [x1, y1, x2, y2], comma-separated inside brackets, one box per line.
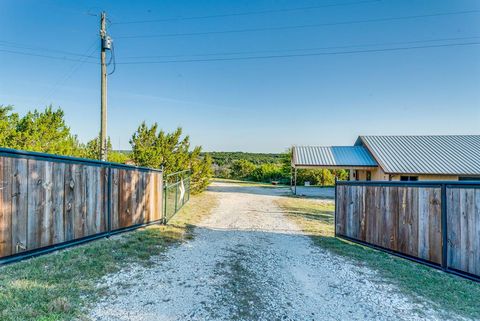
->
[90, 182, 448, 321]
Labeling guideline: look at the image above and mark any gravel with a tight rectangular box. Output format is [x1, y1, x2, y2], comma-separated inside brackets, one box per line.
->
[89, 182, 451, 321]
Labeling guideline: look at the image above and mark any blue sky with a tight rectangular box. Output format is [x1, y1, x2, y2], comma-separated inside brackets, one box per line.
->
[0, 0, 479, 152]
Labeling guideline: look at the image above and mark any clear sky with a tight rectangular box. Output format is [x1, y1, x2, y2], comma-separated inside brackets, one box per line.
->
[1, 0, 479, 152]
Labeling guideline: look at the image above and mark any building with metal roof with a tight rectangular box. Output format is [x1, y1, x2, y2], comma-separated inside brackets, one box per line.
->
[291, 135, 480, 193]
[355, 135, 480, 176]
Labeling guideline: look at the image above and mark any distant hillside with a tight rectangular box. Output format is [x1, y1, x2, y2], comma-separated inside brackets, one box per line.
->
[202, 151, 284, 166]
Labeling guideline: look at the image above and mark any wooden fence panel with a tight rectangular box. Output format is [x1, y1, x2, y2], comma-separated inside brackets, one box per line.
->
[0, 150, 164, 261]
[336, 184, 442, 265]
[447, 187, 480, 276]
[110, 169, 163, 231]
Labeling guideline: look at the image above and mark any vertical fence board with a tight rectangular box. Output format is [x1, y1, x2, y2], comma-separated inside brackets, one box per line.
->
[428, 188, 442, 265]
[64, 164, 75, 241]
[27, 159, 41, 250]
[474, 189, 480, 276]
[111, 168, 119, 230]
[11, 158, 27, 254]
[359, 186, 366, 241]
[408, 187, 419, 258]
[144, 173, 151, 223]
[0, 157, 12, 257]
[447, 188, 461, 270]
[52, 162, 65, 244]
[418, 188, 430, 261]
[100, 168, 107, 232]
[336, 185, 346, 236]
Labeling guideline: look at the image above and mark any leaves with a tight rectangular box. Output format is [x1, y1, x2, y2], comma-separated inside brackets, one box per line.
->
[130, 122, 212, 194]
[0, 105, 82, 156]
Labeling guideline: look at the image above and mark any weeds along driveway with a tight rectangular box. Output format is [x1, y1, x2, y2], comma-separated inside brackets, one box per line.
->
[90, 181, 451, 321]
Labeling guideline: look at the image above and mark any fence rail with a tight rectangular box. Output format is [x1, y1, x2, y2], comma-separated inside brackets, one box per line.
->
[335, 180, 480, 281]
[0, 148, 164, 264]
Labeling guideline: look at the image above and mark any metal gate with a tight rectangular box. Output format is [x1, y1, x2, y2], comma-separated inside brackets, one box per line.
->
[163, 170, 191, 222]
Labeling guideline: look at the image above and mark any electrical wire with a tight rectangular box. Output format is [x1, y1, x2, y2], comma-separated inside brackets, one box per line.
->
[120, 35, 480, 60]
[0, 40, 98, 60]
[114, 42, 480, 64]
[40, 39, 99, 107]
[0, 48, 99, 64]
[115, 9, 480, 39]
[111, 0, 381, 25]
[107, 42, 116, 75]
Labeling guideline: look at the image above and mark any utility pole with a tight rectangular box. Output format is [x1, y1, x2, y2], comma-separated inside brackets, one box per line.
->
[100, 12, 109, 161]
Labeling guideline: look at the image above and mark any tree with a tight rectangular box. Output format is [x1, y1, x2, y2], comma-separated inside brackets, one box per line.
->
[130, 123, 212, 193]
[83, 136, 129, 163]
[230, 159, 256, 179]
[15, 106, 83, 156]
[0, 105, 19, 148]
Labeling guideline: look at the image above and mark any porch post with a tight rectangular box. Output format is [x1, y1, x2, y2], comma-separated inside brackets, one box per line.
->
[294, 167, 297, 195]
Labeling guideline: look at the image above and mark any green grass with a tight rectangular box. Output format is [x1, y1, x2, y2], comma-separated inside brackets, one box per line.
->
[0, 191, 218, 321]
[275, 196, 480, 320]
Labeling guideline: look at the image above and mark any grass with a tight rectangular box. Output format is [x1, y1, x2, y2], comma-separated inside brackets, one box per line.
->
[0, 191, 218, 321]
[275, 196, 480, 320]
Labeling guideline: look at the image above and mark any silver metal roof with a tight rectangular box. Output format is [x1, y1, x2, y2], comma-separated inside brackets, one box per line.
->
[292, 146, 377, 167]
[356, 135, 480, 175]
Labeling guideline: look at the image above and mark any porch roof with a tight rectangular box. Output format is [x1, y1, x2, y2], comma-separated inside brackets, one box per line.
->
[292, 146, 378, 169]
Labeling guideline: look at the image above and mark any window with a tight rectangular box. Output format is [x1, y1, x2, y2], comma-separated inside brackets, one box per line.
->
[400, 176, 418, 181]
[366, 171, 371, 181]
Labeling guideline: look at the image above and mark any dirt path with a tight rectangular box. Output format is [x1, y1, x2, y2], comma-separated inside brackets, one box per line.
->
[90, 182, 446, 321]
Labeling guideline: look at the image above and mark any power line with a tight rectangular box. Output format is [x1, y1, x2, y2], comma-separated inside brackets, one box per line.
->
[116, 9, 480, 39]
[112, 0, 381, 25]
[0, 48, 99, 64]
[40, 39, 99, 107]
[115, 42, 480, 64]
[120, 35, 480, 60]
[0, 40, 98, 60]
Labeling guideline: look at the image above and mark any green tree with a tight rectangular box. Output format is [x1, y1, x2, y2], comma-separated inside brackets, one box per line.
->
[0, 105, 19, 148]
[83, 136, 129, 163]
[130, 123, 212, 193]
[15, 106, 83, 156]
[230, 159, 256, 179]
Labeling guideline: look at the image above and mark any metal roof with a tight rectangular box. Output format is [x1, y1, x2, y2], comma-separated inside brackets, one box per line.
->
[292, 146, 378, 167]
[356, 135, 480, 175]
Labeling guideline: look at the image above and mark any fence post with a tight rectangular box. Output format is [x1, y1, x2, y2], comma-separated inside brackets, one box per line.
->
[334, 177, 337, 237]
[441, 183, 448, 271]
[174, 181, 178, 213]
[163, 184, 167, 225]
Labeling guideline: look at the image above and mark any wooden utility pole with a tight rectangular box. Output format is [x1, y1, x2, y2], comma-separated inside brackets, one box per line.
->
[100, 12, 108, 161]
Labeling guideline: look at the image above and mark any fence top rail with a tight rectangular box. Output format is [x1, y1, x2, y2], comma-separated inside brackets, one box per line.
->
[336, 180, 480, 187]
[0, 147, 163, 173]
[164, 176, 191, 188]
[166, 169, 191, 178]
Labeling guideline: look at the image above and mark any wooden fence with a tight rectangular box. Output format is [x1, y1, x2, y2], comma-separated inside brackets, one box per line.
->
[0, 148, 163, 262]
[335, 181, 480, 280]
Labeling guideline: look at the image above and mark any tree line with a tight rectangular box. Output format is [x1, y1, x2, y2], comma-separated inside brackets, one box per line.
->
[0, 105, 212, 194]
[205, 150, 348, 185]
